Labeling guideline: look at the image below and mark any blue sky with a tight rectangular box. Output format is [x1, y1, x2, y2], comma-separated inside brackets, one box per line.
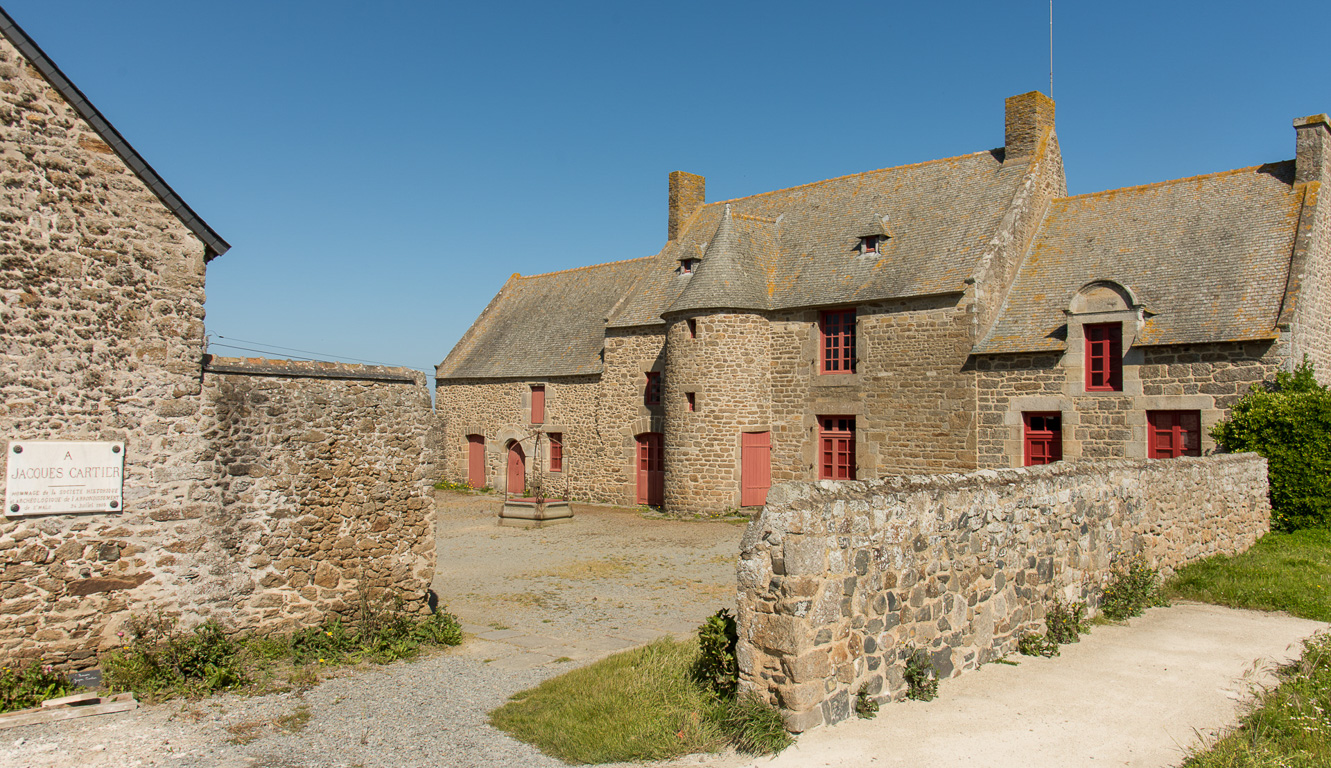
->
[5, 1, 1329, 383]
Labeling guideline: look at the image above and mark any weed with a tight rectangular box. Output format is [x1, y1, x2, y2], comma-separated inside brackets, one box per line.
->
[275, 704, 311, 733]
[0, 661, 81, 713]
[854, 686, 880, 719]
[1100, 552, 1169, 621]
[993, 658, 1020, 666]
[1017, 632, 1060, 657]
[721, 692, 794, 755]
[693, 608, 738, 699]
[102, 615, 247, 701]
[903, 648, 939, 701]
[226, 720, 266, 745]
[1045, 598, 1086, 644]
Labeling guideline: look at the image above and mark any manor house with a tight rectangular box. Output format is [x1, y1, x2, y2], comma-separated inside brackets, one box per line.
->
[436, 92, 1331, 514]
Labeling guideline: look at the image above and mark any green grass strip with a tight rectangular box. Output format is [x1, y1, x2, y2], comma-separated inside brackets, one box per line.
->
[490, 637, 727, 764]
[1168, 529, 1331, 622]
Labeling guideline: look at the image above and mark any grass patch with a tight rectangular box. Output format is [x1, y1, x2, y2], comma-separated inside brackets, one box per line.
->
[1184, 632, 1331, 766]
[1168, 529, 1331, 622]
[490, 636, 789, 764]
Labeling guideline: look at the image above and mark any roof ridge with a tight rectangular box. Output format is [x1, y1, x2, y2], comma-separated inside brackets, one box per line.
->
[704, 150, 999, 207]
[516, 254, 654, 280]
[1058, 162, 1290, 203]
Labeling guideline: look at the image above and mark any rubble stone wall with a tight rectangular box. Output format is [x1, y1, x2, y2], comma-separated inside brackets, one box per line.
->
[736, 453, 1270, 731]
[201, 358, 437, 632]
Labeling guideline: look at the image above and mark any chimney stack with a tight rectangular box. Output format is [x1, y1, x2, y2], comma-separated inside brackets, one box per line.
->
[668, 171, 705, 241]
[1295, 114, 1331, 184]
[1004, 91, 1056, 161]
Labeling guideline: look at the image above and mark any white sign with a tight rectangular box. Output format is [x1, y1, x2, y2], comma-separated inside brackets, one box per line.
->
[5, 440, 125, 516]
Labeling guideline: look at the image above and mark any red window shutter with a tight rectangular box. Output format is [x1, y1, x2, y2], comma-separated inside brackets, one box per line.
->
[530, 385, 545, 424]
[549, 433, 562, 472]
[1148, 411, 1202, 458]
[1023, 412, 1062, 466]
[820, 309, 856, 373]
[645, 372, 662, 406]
[1084, 323, 1123, 391]
[819, 416, 855, 480]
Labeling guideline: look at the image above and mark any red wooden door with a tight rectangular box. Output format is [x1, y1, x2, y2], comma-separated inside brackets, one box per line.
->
[466, 434, 485, 488]
[741, 432, 771, 507]
[635, 432, 664, 506]
[507, 442, 526, 495]
[1023, 412, 1063, 466]
[819, 417, 856, 480]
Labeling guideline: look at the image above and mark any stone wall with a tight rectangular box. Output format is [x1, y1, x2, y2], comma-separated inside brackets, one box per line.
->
[735, 453, 1270, 731]
[0, 34, 215, 668]
[975, 340, 1285, 467]
[201, 357, 436, 631]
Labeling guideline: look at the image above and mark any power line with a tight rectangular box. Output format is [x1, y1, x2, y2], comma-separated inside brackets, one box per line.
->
[209, 334, 434, 374]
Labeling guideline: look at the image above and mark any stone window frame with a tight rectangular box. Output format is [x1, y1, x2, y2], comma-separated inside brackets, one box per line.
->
[817, 414, 857, 480]
[645, 371, 662, 406]
[819, 308, 857, 374]
[1022, 411, 1063, 465]
[685, 391, 696, 412]
[1145, 410, 1202, 459]
[548, 432, 563, 472]
[1061, 281, 1145, 399]
[525, 383, 547, 425]
[1084, 322, 1123, 391]
[860, 235, 879, 255]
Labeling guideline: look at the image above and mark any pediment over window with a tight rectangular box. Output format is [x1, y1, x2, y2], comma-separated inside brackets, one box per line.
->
[1067, 280, 1140, 315]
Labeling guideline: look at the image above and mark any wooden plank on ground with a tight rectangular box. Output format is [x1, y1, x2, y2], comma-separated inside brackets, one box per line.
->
[0, 693, 137, 730]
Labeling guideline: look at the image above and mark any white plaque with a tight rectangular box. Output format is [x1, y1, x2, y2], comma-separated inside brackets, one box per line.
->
[5, 440, 125, 516]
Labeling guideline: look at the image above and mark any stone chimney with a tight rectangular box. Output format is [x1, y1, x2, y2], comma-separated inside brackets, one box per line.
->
[668, 171, 705, 241]
[1295, 114, 1331, 184]
[1004, 91, 1056, 161]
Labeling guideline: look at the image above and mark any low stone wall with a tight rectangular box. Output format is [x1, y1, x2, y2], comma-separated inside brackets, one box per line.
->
[201, 357, 437, 631]
[735, 454, 1270, 731]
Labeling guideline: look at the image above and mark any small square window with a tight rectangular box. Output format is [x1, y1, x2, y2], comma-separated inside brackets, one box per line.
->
[687, 318, 697, 338]
[861, 236, 879, 254]
[681, 259, 698, 274]
[686, 392, 696, 412]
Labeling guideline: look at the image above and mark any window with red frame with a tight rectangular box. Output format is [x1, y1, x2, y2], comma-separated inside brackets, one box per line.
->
[548, 432, 563, 471]
[530, 385, 545, 424]
[1147, 410, 1201, 458]
[819, 416, 855, 480]
[861, 236, 879, 254]
[645, 372, 661, 406]
[1084, 323, 1122, 391]
[821, 309, 856, 373]
[1023, 412, 1062, 466]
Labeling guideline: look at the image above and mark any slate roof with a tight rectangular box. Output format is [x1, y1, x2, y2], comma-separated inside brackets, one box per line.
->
[609, 150, 1030, 327]
[975, 162, 1303, 353]
[436, 257, 650, 379]
[666, 206, 777, 314]
[0, 7, 229, 259]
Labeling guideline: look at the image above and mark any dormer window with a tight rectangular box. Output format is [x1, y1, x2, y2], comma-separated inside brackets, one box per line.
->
[680, 258, 699, 275]
[860, 236, 879, 255]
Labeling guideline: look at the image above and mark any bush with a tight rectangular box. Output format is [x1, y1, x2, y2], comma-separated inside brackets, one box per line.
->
[693, 608, 738, 699]
[1211, 359, 1331, 531]
[1100, 552, 1169, 621]
[1045, 598, 1086, 644]
[0, 661, 81, 713]
[102, 615, 247, 700]
[1017, 632, 1060, 657]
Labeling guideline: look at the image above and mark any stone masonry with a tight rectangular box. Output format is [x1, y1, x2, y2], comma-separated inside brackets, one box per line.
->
[735, 454, 1270, 731]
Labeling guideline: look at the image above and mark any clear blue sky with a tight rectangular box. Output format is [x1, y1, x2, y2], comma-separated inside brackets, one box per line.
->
[6, 1, 1329, 383]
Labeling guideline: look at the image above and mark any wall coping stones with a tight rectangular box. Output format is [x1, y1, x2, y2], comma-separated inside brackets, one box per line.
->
[204, 355, 423, 385]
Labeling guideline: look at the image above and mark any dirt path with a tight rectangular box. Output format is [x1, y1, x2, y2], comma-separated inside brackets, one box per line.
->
[430, 491, 747, 669]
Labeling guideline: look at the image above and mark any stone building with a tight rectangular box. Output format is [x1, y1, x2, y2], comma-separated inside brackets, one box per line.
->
[0, 9, 435, 668]
[438, 93, 1331, 515]
[439, 89, 1331, 511]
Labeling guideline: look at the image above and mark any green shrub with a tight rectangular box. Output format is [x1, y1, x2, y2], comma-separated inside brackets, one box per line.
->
[1045, 598, 1086, 644]
[102, 614, 247, 700]
[1100, 552, 1169, 621]
[693, 608, 738, 699]
[0, 661, 81, 713]
[721, 692, 793, 755]
[903, 648, 938, 701]
[854, 685, 880, 719]
[1017, 632, 1060, 657]
[1211, 359, 1331, 531]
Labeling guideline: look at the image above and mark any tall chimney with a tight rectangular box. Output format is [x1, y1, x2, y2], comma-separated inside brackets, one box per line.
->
[1294, 114, 1331, 184]
[1004, 91, 1056, 161]
[668, 171, 705, 241]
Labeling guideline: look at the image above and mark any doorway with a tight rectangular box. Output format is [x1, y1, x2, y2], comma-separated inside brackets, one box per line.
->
[635, 432, 664, 506]
[507, 441, 526, 495]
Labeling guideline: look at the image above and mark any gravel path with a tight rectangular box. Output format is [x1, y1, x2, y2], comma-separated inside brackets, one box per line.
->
[1, 492, 748, 768]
